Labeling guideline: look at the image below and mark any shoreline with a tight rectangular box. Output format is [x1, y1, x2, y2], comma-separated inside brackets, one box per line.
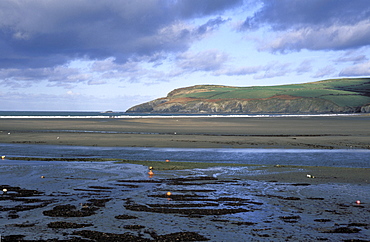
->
[0, 113, 363, 119]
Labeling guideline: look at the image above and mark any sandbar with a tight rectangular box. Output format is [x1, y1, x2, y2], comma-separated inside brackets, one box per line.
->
[1, 115, 369, 149]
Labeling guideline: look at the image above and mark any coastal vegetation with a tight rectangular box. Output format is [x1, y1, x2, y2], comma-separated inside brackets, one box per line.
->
[127, 78, 370, 113]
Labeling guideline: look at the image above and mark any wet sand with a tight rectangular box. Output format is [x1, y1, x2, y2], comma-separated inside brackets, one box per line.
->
[0, 115, 370, 149]
[0, 115, 369, 241]
[0, 159, 369, 241]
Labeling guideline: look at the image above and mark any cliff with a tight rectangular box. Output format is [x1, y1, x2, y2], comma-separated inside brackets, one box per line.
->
[127, 78, 370, 114]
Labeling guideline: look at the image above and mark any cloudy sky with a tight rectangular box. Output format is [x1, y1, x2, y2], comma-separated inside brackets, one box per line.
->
[1, 0, 370, 111]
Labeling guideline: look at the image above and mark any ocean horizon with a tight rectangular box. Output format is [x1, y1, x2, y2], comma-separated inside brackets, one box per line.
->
[0, 111, 359, 119]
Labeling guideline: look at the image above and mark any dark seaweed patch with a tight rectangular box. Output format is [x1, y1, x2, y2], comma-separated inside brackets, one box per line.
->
[153, 232, 210, 241]
[125, 204, 249, 216]
[0, 185, 52, 215]
[314, 219, 331, 222]
[43, 204, 98, 217]
[348, 222, 368, 227]
[323, 227, 361, 233]
[87, 198, 111, 207]
[117, 179, 163, 183]
[279, 215, 301, 223]
[12, 222, 36, 227]
[232, 221, 256, 226]
[146, 202, 219, 208]
[169, 189, 216, 193]
[73, 230, 210, 241]
[88, 186, 113, 189]
[115, 214, 138, 219]
[290, 183, 311, 186]
[148, 194, 206, 199]
[307, 197, 325, 200]
[73, 230, 151, 242]
[48, 221, 93, 228]
[123, 224, 145, 230]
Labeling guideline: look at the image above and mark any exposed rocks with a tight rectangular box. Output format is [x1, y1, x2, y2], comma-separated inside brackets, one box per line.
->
[127, 97, 356, 114]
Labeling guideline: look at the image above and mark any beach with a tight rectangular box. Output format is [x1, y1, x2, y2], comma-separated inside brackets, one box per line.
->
[1, 115, 370, 149]
[0, 115, 369, 241]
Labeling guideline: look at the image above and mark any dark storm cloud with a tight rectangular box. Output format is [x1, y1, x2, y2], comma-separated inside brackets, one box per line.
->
[174, 0, 244, 18]
[196, 16, 230, 35]
[240, 0, 370, 52]
[0, 65, 89, 88]
[242, 0, 370, 30]
[0, 0, 242, 68]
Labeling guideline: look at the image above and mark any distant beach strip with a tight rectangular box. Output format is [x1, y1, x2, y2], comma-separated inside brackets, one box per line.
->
[0, 111, 362, 119]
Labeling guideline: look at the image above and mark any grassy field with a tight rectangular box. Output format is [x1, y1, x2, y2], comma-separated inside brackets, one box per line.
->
[173, 78, 370, 107]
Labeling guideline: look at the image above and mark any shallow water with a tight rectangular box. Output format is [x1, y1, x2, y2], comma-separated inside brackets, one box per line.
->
[1, 143, 369, 168]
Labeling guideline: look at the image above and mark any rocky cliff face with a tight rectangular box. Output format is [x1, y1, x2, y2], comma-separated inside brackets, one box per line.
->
[127, 79, 370, 114]
[127, 96, 356, 113]
[361, 104, 370, 113]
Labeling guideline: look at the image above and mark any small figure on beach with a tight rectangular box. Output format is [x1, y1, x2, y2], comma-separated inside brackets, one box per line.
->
[1, 155, 5, 160]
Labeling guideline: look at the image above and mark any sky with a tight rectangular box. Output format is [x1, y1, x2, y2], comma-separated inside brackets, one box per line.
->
[1, 0, 370, 111]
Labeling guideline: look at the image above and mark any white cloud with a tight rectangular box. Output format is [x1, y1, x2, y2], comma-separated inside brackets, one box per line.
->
[253, 62, 291, 79]
[214, 65, 262, 76]
[260, 20, 370, 52]
[312, 65, 337, 78]
[66, 90, 80, 96]
[335, 53, 368, 64]
[339, 61, 370, 76]
[176, 50, 228, 72]
[295, 60, 313, 75]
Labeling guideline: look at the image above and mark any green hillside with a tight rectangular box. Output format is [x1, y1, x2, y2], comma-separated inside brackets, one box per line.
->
[127, 78, 370, 113]
[169, 78, 370, 107]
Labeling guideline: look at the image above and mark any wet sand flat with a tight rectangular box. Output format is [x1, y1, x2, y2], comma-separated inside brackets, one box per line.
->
[1, 115, 370, 149]
[0, 159, 369, 241]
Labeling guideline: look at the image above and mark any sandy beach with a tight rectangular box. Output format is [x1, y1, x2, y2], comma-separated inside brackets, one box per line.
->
[0, 115, 370, 149]
[0, 115, 369, 241]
